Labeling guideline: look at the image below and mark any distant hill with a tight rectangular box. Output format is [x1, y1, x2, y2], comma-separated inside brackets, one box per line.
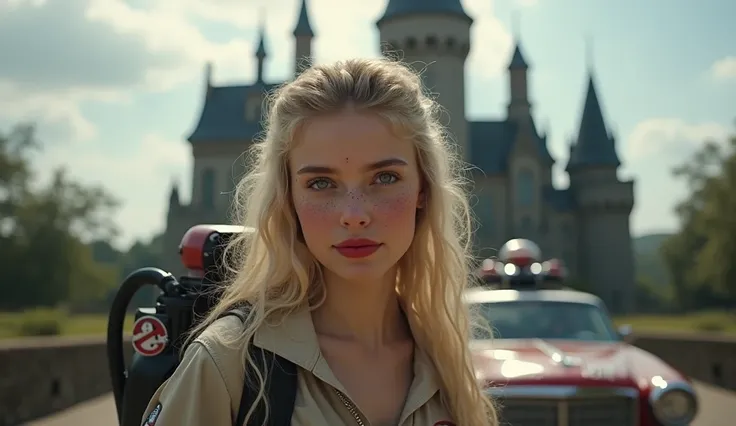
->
[633, 234, 672, 256]
[632, 233, 673, 288]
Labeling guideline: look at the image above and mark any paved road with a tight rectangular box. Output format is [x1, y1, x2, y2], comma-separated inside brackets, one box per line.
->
[26, 381, 735, 426]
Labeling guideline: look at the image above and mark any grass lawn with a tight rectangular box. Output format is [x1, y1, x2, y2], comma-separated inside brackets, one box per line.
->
[0, 309, 136, 340]
[613, 311, 736, 334]
[1, 309, 736, 340]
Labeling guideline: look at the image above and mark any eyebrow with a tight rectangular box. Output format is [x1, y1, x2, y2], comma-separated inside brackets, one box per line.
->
[296, 157, 409, 175]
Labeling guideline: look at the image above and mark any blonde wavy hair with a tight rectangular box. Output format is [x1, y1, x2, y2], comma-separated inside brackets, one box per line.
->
[187, 57, 497, 426]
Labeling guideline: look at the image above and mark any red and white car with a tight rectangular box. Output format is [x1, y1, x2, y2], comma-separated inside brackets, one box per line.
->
[471, 239, 698, 426]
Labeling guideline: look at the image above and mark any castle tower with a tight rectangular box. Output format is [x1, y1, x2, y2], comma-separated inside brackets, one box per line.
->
[507, 42, 531, 123]
[503, 39, 554, 244]
[375, 0, 472, 161]
[566, 71, 636, 314]
[255, 22, 268, 83]
[292, 0, 315, 76]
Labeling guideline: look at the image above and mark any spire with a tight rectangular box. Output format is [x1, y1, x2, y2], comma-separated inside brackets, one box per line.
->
[566, 72, 621, 171]
[169, 179, 180, 207]
[585, 32, 594, 72]
[508, 11, 528, 70]
[506, 12, 530, 120]
[293, 0, 314, 37]
[508, 45, 529, 70]
[255, 13, 267, 83]
[205, 62, 212, 86]
[204, 62, 213, 97]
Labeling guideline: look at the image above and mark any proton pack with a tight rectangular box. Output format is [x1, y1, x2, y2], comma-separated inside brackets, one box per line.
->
[477, 238, 568, 290]
[106, 224, 297, 426]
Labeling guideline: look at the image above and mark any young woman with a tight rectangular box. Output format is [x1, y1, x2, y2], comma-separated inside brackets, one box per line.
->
[141, 58, 497, 426]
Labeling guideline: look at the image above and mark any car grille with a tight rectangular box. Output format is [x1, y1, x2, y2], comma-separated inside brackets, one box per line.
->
[495, 396, 637, 426]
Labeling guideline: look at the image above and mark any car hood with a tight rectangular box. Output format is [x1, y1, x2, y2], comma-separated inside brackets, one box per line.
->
[471, 339, 684, 388]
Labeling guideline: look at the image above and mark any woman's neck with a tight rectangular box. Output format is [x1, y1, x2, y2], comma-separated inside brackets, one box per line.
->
[311, 271, 411, 352]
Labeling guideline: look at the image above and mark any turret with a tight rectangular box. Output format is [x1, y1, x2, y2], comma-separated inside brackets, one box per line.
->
[566, 67, 635, 314]
[292, 0, 315, 76]
[507, 42, 530, 122]
[255, 21, 267, 84]
[167, 180, 181, 222]
[375, 0, 472, 161]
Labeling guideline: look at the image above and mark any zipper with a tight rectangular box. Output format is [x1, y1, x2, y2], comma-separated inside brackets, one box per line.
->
[333, 388, 367, 426]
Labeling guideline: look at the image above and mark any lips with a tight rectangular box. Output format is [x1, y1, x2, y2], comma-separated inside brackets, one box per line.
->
[333, 238, 382, 259]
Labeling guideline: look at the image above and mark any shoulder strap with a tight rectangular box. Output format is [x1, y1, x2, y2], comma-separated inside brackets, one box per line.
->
[219, 308, 298, 426]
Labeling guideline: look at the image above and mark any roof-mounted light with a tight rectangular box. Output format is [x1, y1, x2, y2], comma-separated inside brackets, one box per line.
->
[498, 239, 542, 267]
[478, 239, 567, 290]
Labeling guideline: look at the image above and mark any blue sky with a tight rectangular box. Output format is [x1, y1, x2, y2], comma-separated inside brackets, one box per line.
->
[1, 0, 734, 250]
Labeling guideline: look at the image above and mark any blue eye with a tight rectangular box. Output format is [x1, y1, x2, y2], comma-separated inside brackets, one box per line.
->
[374, 172, 399, 185]
[307, 178, 333, 191]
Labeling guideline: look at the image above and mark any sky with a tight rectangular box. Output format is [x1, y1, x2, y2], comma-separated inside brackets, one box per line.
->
[1, 0, 734, 250]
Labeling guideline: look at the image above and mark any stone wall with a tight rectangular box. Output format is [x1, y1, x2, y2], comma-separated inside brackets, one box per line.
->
[630, 331, 736, 390]
[0, 336, 132, 426]
[0, 332, 735, 426]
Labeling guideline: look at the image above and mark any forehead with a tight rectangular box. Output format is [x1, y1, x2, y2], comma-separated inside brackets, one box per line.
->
[290, 110, 415, 167]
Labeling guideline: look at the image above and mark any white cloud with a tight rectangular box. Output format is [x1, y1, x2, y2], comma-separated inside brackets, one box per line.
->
[465, 0, 514, 77]
[34, 131, 192, 248]
[626, 118, 729, 161]
[2, 0, 514, 246]
[710, 56, 736, 81]
[1, 0, 512, 141]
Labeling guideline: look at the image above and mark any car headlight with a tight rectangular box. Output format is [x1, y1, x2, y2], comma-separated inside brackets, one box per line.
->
[649, 381, 698, 426]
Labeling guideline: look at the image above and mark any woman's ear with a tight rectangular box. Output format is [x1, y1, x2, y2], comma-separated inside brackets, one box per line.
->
[416, 190, 426, 209]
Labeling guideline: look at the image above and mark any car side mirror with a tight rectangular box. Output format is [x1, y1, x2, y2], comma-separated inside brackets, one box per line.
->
[617, 324, 633, 341]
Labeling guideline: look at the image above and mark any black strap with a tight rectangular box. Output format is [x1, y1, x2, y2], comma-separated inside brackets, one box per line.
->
[220, 308, 298, 426]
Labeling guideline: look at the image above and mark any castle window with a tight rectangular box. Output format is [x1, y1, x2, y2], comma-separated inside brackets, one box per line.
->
[425, 35, 438, 49]
[446, 37, 456, 50]
[201, 168, 216, 209]
[517, 167, 535, 207]
[406, 37, 417, 50]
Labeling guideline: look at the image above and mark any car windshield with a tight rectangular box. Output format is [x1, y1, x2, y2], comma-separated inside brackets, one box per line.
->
[473, 301, 619, 342]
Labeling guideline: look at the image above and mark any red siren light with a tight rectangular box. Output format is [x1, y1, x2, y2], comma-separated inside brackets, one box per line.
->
[478, 239, 569, 288]
[542, 258, 567, 280]
[179, 224, 255, 275]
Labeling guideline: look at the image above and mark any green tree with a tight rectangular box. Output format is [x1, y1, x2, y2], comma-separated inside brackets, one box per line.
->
[0, 124, 120, 309]
[661, 120, 736, 310]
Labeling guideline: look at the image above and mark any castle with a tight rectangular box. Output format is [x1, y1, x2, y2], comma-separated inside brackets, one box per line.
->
[163, 0, 637, 313]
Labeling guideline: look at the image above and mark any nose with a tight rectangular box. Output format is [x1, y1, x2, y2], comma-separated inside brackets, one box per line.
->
[340, 192, 371, 228]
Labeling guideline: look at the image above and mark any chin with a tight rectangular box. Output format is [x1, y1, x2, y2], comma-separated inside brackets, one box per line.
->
[321, 255, 398, 284]
[331, 264, 393, 283]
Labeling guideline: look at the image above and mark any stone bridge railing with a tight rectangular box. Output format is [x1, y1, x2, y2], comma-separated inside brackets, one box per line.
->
[0, 332, 735, 426]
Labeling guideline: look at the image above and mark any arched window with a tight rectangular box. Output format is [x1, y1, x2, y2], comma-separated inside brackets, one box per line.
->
[201, 168, 215, 208]
[517, 168, 535, 207]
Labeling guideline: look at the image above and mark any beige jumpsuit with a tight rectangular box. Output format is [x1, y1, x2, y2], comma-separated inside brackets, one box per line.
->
[140, 307, 456, 426]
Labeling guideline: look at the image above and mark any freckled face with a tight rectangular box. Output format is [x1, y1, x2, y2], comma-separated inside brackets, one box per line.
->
[289, 110, 423, 282]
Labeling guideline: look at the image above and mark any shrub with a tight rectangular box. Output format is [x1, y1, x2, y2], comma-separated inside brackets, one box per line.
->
[16, 308, 67, 337]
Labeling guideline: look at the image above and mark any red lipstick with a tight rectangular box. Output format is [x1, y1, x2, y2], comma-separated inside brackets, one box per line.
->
[333, 238, 382, 259]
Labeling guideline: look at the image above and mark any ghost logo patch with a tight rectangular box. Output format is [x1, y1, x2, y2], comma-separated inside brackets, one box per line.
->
[143, 403, 162, 426]
[433, 421, 456, 426]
